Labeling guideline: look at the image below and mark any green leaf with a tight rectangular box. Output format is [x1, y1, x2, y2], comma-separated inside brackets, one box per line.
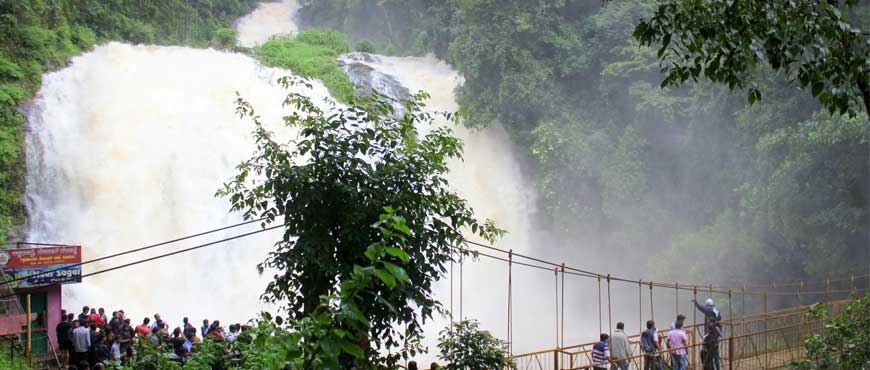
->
[339, 340, 365, 359]
[812, 82, 823, 97]
[394, 222, 412, 236]
[385, 247, 410, 263]
[374, 269, 397, 288]
[383, 262, 410, 284]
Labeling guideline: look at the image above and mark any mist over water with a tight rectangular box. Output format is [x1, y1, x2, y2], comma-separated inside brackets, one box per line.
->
[23, 0, 691, 361]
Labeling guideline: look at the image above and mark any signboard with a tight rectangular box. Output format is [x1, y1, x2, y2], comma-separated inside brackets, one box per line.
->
[0, 246, 82, 289]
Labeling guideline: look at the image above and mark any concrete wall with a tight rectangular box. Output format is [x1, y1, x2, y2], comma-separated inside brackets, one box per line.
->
[45, 284, 61, 349]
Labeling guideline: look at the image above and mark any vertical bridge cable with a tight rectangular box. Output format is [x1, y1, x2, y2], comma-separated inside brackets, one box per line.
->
[598, 275, 603, 335]
[460, 254, 464, 321]
[561, 263, 565, 349]
[649, 281, 654, 321]
[607, 274, 613, 340]
[508, 249, 513, 357]
[553, 267, 559, 348]
[675, 282, 680, 317]
[693, 286, 698, 367]
[728, 290, 733, 337]
[638, 280, 643, 334]
[798, 280, 804, 306]
[825, 278, 831, 302]
[450, 257, 454, 328]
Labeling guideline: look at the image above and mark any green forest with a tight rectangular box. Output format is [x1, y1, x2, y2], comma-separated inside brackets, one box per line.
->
[298, 0, 870, 285]
[1, 0, 865, 288]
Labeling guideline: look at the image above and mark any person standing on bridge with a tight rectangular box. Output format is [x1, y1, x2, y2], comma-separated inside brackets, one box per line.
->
[592, 333, 611, 370]
[641, 320, 663, 370]
[610, 322, 631, 370]
[667, 320, 688, 370]
[701, 320, 722, 370]
[693, 298, 722, 369]
[692, 298, 722, 333]
[670, 314, 686, 330]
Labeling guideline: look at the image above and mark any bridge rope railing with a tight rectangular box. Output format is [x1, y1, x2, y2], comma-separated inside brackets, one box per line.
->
[447, 239, 868, 368]
[510, 298, 856, 370]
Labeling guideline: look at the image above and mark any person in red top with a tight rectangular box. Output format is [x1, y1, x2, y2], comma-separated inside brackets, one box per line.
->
[135, 318, 152, 336]
[88, 308, 105, 326]
[205, 321, 224, 340]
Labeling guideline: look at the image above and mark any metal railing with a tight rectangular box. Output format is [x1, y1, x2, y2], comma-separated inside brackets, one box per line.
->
[511, 299, 852, 370]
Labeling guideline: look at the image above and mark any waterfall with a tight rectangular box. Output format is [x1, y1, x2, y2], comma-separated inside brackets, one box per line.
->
[23, 0, 566, 360]
[235, 0, 299, 47]
[24, 43, 333, 326]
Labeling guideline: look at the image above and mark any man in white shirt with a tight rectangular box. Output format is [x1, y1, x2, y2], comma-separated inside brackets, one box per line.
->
[72, 320, 91, 368]
[149, 313, 164, 331]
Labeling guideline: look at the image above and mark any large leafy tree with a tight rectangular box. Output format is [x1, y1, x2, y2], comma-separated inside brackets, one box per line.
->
[218, 77, 501, 364]
[633, 0, 870, 117]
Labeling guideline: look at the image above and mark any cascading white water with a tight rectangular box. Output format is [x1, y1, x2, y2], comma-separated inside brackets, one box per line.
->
[24, 43, 334, 326]
[235, 0, 299, 47]
[24, 0, 574, 361]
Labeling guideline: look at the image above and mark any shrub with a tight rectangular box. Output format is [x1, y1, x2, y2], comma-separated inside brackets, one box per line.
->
[294, 29, 350, 53]
[0, 58, 24, 80]
[256, 35, 355, 101]
[438, 320, 511, 370]
[789, 297, 870, 370]
[355, 39, 376, 53]
[213, 27, 237, 49]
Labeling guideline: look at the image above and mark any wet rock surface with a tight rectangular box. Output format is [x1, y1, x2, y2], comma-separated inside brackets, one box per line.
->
[338, 52, 410, 102]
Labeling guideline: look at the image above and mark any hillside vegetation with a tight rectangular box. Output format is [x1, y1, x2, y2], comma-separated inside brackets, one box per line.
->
[297, 0, 870, 284]
[256, 29, 355, 102]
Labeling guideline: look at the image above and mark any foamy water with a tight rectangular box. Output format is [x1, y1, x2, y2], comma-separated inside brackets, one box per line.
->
[235, 0, 299, 47]
[25, 43, 334, 326]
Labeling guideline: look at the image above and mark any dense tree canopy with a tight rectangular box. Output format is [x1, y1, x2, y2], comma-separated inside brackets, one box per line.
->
[296, 0, 870, 284]
[634, 0, 870, 117]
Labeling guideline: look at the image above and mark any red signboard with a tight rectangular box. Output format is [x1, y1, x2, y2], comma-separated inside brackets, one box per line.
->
[0, 245, 82, 288]
[0, 246, 81, 268]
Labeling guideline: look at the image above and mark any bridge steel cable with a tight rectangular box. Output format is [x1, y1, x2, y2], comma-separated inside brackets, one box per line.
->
[462, 238, 865, 298]
[0, 224, 283, 300]
[0, 217, 269, 287]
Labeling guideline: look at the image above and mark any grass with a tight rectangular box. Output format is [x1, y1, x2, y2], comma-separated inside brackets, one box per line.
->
[0, 348, 29, 370]
[255, 29, 356, 102]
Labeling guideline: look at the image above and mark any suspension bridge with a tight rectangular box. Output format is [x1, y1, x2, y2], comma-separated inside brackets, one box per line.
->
[452, 240, 869, 370]
[0, 222, 867, 370]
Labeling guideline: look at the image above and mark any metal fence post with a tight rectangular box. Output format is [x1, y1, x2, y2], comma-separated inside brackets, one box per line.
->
[728, 335, 734, 370]
[26, 293, 31, 368]
[553, 349, 559, 370]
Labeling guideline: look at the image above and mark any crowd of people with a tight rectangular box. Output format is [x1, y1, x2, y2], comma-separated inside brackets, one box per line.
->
[591, 298, 723, 370]
[54, 305, 246, 370]
[52, 298, 723, 370]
